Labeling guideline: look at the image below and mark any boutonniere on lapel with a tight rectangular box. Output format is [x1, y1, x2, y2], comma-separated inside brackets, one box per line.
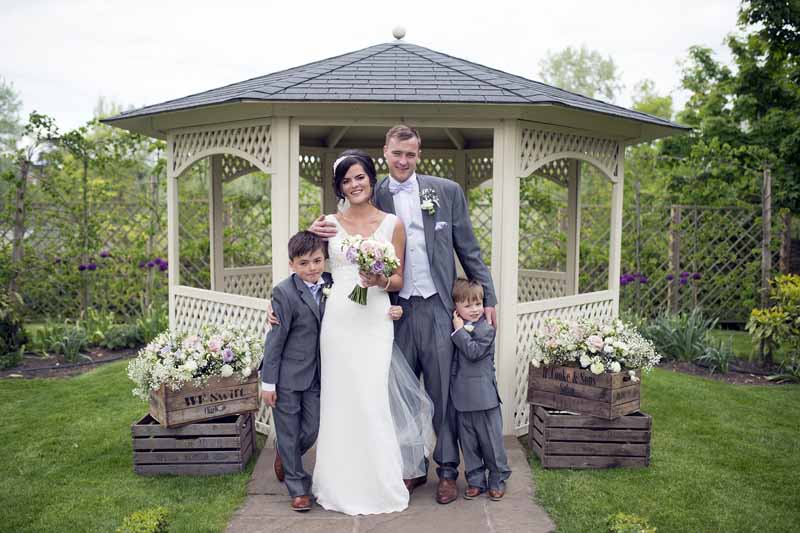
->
[321, 281, 333, 298]
[420, 188, 439, 216]
[463, 324, 475, 333]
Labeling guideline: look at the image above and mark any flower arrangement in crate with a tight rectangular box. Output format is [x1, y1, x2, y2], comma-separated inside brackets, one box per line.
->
[528, 318, 662, 419]
[128, 325, 263, 427]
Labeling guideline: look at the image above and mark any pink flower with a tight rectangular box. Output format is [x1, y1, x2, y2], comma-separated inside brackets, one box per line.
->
[586, 335, 604, 353]
[208, 337, 222, 352]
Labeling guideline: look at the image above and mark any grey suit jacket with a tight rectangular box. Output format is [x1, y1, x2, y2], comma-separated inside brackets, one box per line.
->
[374, 174, 497, 312]
[450, 318, 501, 412]
[260, 272, 332, 391]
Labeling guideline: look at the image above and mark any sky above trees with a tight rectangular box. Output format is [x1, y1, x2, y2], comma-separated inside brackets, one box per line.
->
[1, 0, 738, 130]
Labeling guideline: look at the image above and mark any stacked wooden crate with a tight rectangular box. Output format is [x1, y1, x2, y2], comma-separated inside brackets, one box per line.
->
[527, 364, 652, 469]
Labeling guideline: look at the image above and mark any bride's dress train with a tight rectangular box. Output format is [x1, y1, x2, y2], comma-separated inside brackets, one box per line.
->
[312, 213, 434, 515]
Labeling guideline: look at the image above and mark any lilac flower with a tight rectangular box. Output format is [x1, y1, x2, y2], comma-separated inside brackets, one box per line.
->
[78, 264, 87, 271]
[159, 262, 168, 271]
[666, 274, 675, 281]
[691, 272, 702, 280]
[372, 261, 385, 274]
[87, 263, 97, 271]
[99, 249, 111, 258]
[222, 348, 234, 363]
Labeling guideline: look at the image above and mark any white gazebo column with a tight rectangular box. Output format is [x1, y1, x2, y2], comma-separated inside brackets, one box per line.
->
[166, 137, 180, 329]
[270, 118, 300, 284]
[565, 159, 581, 295]
[209, 155, 225, 291]
[492, 120, 519, 435]
[608, 156, 625, 316]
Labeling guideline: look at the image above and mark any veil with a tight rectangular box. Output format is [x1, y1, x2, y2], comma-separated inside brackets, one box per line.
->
[388, 343, 436, 479]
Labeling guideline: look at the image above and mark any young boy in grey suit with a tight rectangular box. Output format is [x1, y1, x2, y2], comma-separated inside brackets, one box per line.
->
[450, 278, 511, 501]
[260, 231, 331, 512]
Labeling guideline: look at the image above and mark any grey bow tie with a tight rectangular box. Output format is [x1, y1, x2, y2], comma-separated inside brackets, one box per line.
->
[389, 179, 415, 194]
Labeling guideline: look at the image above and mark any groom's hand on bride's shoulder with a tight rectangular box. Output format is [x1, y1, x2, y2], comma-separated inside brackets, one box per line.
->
[484, 307, 497, 328]
[309, 215, 337, 239]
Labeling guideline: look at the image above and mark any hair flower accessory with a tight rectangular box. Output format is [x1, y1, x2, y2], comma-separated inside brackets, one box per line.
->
[420, 188, 439, 215]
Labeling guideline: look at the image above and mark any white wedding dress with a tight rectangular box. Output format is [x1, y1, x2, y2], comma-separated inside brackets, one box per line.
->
[312, 213, 434, 516]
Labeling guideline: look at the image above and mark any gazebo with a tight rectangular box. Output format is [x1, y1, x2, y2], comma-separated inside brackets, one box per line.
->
[104, 36, 686, 438]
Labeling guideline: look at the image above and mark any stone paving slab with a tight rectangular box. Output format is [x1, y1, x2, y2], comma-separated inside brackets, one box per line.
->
[226, 436, 555, 532]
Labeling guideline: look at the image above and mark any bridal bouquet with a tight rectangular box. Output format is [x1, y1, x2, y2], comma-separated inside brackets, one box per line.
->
[341, 235, 400, 305]
[127, 325, 263, 400]
[531, 318, 661, 377]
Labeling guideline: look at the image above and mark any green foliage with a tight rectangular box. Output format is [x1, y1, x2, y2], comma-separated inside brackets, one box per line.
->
[0, 292, 27, 369]
[116, 507, 168, 533]
[607, 512, 657, 533]
[136, 302, 168, 344]
[747, 273, 800, 367]
[100, 324, 143, 350]
[0, 77, 22, 155]
[632, 80, 674, 120]
[538, 45, 622, 101]
[694, 337, 736, 374]
[34, 322, 89, 362]
[79, 308, 117, 346]
[640, 310, 718, 362]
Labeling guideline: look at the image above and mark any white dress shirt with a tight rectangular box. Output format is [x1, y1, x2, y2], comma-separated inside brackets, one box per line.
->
[388, 173, 437, 300]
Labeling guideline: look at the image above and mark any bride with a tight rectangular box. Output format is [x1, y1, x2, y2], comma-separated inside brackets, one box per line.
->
[312, 149, 434, 515]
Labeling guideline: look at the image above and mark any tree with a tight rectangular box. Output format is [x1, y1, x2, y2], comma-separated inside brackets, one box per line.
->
[538, 45, 623, 101]
[0, 77, 22, 155]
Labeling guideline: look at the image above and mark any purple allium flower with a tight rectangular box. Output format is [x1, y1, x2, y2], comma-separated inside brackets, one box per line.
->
[691, 272, 702, 280]
[639, 276, 649, 284]
[78, 264, 87, 271]
[99, 249, 110, 258]
[666, 274, 674, 281]
[87, 263, 97, 271]
[138, 260, 147, 268]
[154, 257, 164, 266]
[54, 257, 62, 264]
[372, 261, 385, 274]
[146, 261, 156, 268]
[680, 278, 688, 285]
[680, 271, 690, 278]
[222, 348, 234, 363]
[159, 262, 168, 271]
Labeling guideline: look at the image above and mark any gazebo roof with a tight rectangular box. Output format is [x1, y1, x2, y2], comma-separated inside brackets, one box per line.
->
[104, 41, 685, 134]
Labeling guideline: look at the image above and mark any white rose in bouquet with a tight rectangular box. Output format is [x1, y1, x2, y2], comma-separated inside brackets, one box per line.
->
[590, 360, 605, 375]
[220, 364, 234, 378]
[609, 361, 622, 373]
[579, 354, 592, 368]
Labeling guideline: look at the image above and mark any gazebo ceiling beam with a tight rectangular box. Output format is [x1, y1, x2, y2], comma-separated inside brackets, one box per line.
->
[443, 128, 465, 150]
[326, 126, 349, 149]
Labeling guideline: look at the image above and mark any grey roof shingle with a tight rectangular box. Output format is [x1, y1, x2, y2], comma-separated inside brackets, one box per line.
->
[104, 41, 684, 130]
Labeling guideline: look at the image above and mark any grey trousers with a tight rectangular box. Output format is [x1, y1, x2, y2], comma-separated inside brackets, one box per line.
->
[273, 384, 321, 497]
[457, 407, 511, 491]
[396, 295, 460, 480]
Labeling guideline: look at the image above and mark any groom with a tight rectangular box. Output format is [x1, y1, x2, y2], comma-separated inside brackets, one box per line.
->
[311, 125, 497, 504]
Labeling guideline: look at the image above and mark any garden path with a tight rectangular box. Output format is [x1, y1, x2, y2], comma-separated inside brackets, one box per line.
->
[226, 436, 555, 532]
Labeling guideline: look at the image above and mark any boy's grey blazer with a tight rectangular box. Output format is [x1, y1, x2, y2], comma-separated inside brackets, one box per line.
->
[260, 272, 332, 391]
[450, 318, 501, 412]
[374, 174, 497, 311]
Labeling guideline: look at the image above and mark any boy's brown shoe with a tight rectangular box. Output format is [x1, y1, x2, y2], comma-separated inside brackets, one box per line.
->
[488, 489, 505, 501]
[464, 486, 484, 499]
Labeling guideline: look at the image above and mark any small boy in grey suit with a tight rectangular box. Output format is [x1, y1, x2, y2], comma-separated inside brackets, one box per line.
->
[260, 231, 331, 512]
[450, 278, 511, 501]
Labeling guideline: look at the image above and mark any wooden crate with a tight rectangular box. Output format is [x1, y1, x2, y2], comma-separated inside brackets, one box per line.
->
[528, 405, 651, 469]
[149, 374, 259, 428]
[527, 364, 641, 420]
[132, 412, 256, 475]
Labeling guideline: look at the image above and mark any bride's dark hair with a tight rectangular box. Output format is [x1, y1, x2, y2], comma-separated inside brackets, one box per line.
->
[333, 149, 378, 201]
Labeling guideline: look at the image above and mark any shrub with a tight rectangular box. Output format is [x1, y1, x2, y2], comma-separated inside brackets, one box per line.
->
[0, 293, 28, 369]
[747, 274, 800, 366]
[100, 324, 143, 350]
[34, 322, 89, 363]
[116, 507, 168, 533]
[640, 309, 717, 362]
[607, 512, 656, 533]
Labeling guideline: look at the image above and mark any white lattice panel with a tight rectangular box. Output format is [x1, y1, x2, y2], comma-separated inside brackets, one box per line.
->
[223, 266, 273, 300]
[417, 156, 455, 180]
[513, 292, 615, 434]
[220, 154, 259, 182]
[172, 285, 275, 440]
[299, 153, 322, 185]
[467, 153, 493, 188]
[532, 158, 570, 186]
[518, 270, 568, 302]
[519, 124, 620, 180]
[171, 121, 272, 178]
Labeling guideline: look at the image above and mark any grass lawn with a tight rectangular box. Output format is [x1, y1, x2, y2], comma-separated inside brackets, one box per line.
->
[708, 328, 754, 359]
[530, 368, 800, 532]
[0, 360, 257, 533]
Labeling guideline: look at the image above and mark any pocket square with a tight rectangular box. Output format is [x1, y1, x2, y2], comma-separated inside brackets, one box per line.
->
[435, 221, 448, 231]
